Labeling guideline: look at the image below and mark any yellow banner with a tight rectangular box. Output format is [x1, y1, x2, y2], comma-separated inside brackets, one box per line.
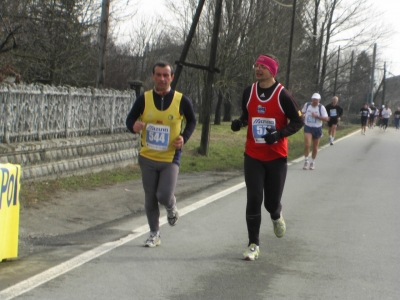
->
[0, 163, 21, 262]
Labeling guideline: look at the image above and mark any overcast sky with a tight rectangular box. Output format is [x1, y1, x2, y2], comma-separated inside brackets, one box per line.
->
[372, 0, 400, 77]
[127, 0, 400, 77]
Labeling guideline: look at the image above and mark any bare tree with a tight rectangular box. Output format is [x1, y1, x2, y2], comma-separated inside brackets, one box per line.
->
[301, 0, 388, 100]
[0, 0, 102, 86]
[96, 0, 110, 89]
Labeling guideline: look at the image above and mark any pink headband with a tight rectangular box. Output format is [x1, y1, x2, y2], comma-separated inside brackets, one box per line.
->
[255, 55, 278, 77]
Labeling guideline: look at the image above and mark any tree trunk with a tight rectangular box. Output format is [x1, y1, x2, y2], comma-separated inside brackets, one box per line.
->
[214, 90, 222, 125]
[223, 98, 232, 122]
[319, 0, 338, 94]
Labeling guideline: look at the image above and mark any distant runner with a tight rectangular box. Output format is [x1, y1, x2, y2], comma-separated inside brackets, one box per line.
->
[325, 96, 343, 145]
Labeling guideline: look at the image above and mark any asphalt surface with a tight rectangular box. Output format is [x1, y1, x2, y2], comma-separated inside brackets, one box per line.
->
[1, 127, 400, 299]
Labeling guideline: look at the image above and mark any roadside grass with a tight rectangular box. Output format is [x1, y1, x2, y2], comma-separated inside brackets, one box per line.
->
[20, 122, 359, 207]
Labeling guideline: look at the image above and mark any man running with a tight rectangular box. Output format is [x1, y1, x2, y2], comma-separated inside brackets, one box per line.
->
[378, 105, 385, 129]
[126, 61, 196, 248]
[374, 106, 379, 127]
[369, 102, 377, 128]
[381, 104, 392, 131]
[360, 103, 370, 135]
[302, 93, 329, 170]
[394, 106, 400, 131]
[325, 96, 343, 145]
[230, 54, 303, 261]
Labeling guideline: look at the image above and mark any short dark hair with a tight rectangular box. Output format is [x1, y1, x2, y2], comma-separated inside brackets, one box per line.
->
[152, 61, 174, 75]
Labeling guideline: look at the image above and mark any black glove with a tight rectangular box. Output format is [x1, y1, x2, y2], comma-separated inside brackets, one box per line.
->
[262, 128, 281, 144]
[231, 119, 242, 132]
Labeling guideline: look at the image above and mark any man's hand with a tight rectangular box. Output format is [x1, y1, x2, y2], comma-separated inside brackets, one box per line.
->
[133, 121, 145, 133]
[262, 128, 281, 144]
[173, 135, 184, 149]
[231, 119, 242, 131]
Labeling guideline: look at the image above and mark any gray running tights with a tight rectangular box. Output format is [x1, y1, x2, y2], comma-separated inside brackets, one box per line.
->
[138, 155, 179, 232]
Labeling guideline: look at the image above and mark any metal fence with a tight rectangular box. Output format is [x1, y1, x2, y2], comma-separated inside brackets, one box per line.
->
[0, 84, 135, 144]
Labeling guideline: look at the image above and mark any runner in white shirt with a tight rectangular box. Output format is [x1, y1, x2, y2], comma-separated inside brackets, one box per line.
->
[381, 104, 392, 131]
[301, 93, 329, 170]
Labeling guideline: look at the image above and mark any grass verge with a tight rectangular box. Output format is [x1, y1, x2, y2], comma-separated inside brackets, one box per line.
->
[20, 122, 359, 207]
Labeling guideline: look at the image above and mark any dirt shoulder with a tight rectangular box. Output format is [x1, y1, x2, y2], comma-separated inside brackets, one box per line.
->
[17, 171, 243, 257]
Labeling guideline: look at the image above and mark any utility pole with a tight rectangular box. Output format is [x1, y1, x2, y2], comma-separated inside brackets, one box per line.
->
[96, 0, 110, 89]
[315, 23, 324, 91]
[368, 43, 377, 104]
[333, 45, 340, 95]
[198, 0, 223, 156]
[171, 0, 206, 89]
[346, 50, 354, 114]
[285, 0, 297, 90]
[382, 62, 386, 106]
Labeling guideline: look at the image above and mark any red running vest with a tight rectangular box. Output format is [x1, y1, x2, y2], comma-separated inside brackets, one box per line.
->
[245, 83, 288, 161]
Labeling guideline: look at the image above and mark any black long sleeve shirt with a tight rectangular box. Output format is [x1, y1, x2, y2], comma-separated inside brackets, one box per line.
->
[239, 81, 304, 137]
[126, 89, 197, 144]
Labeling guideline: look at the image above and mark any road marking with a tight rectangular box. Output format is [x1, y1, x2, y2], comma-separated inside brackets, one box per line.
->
[0, 182, 246, 300]
[1, 130, 359, 299]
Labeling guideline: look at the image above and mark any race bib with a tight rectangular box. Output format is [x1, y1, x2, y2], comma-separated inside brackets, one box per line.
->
[306, 114, 317, 124]
[145, 124, 170, 151]
[251, 117, 276, 143]
[330, 109, 337, 117]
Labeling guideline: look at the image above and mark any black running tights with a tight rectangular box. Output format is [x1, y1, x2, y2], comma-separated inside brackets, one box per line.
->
[244, 154, 287, 246]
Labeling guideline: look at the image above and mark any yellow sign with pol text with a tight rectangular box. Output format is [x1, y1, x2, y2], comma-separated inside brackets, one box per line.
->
[0, 163, 21, 262]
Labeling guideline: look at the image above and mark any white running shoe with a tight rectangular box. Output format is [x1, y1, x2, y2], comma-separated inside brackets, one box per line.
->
[309, 162, 315, 170]
[303, 161, 309, 170]
[167, 206, 179, 226]
[144, 232, 161, 247]
[272, 215, 286, 238]
[243, 243, 260, 261]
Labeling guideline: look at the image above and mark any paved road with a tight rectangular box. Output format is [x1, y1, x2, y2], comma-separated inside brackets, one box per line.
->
[1, 128, 399, 299]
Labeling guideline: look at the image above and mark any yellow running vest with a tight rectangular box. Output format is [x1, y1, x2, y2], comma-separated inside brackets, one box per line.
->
[140, 90, 183, 162]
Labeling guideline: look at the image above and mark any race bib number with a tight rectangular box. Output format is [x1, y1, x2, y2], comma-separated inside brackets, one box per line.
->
[330, 109, 337, 117]
[306, 114, 317, 124]
[252, 117, 276, 143]
[145, 124, 170, 151]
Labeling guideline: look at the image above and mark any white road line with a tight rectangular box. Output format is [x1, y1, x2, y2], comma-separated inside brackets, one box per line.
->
[0, 182, 246, 300]
[1, 130, 359, 299]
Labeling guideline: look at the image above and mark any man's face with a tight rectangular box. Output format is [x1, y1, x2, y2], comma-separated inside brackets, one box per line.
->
[311, 98, 320, 106]
[332, 98, 338, 106]
[254, 63, 273, 81]
[152, 66, 174, 92]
